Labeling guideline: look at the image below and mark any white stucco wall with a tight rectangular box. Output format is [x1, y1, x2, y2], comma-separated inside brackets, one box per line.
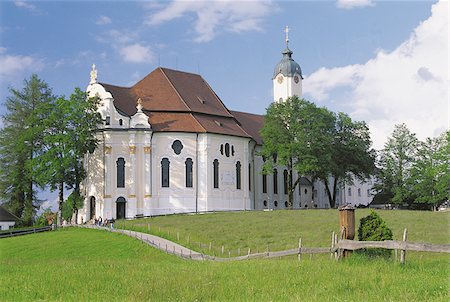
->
[0, 221, 16, 230]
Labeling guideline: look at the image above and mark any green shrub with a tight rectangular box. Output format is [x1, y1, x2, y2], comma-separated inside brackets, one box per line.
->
[357, 210, 393, 258]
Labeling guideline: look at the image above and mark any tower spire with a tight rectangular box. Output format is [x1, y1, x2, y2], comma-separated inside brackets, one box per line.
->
[284, 25, 289, 47]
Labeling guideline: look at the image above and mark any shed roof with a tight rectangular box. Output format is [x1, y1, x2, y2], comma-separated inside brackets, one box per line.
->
[0, 206, 19, 222]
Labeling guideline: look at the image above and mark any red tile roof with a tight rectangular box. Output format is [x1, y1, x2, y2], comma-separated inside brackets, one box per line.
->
[101, 67, 265, 143]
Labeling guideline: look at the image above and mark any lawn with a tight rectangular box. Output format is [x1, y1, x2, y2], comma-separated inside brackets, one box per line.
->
[116, 209, 450, 258]
[0, 209, 449, 301]
[1, 227, 448, 301]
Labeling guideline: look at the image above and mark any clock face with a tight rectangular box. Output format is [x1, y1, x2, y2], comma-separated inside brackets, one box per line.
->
[277, 75, 283, 84]
[294, 76, 299, 84]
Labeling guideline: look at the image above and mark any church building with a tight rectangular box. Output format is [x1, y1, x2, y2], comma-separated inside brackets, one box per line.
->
[79, 31, 371, 223]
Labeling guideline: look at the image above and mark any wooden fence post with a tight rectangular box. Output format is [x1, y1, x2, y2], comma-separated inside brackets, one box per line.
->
[177, 232, 179, 241]
[400, 228, 408, 264]
[331, 231, 335, 259]
[221, 245, 224, 256]
[209, 242, 212, 252]
[298, 238, 302, 261]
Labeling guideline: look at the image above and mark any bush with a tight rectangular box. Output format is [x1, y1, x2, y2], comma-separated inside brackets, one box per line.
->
[357, 210, 393, 258]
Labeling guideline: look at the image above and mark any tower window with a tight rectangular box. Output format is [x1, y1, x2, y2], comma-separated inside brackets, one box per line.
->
[116, 157, 125, 188]
[185, 158, 193, 188]
[161, 158, 170, 187]
[213, 159, 219, 189]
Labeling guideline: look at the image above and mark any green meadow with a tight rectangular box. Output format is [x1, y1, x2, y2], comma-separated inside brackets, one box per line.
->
[1, 209, 449, 301]
[118, 209, 450, 258]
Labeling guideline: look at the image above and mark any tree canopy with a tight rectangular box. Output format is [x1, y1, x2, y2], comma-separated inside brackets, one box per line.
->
[0, 76, 101, 225]
[376, 124, 449, 209]
[260, 96, 375, 208]
[0, 75, 56, 225]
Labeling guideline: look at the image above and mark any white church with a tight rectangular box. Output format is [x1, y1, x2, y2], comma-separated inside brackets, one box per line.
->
[78, 31, 373, 223]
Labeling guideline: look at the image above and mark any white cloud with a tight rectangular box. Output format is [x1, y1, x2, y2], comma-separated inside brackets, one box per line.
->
[146, 0, 275, 42]
[14, 0, 43, 14]
[96, 15, 112, 25]
[336, 0, 375, 10]
[304, 0, 449, 149]
[119, 43, 155, 63]
[0, 49, 44, 80]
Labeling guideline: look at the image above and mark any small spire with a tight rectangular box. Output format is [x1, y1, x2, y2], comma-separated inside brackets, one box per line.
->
[90, 64, 97, 84]
[136, 98, 143, 112]
[284, 25, 290, 47]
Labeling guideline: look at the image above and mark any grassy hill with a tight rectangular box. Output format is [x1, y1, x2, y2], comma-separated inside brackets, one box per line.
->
[117, 209, 450, 258]
[1, 210, 449, 301]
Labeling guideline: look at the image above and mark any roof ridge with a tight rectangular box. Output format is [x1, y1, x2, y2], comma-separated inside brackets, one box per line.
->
[159, 67, 192, 112]
[230, 110, 265, 117]
[201, 76, 233, 118]
[189, 112, 207, 133]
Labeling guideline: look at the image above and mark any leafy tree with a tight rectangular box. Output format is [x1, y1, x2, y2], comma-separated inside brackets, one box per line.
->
[260, 97, 334, 208]
[321, 112, 375, 208]
[260, 96, 375, 208]
[33, 88, 101, 225]
[409, 131, 450, 210]
[375, 124, 418, 205]
[0, 75, 55, 225]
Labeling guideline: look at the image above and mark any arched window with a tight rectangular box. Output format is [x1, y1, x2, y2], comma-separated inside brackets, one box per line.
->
[220, 144, 224, 155]
[305, 188, 308, 194]
[225, 143, 230, 157]
[348, 187, 352, 196]
[105, 116, 110, 125]
[285, 201, 288, 208]
[262, 174, 267, 193]
[263, 200, 267, 207]
[213, 159, 219, 188]
[273, 169, 278, 194]
[116, 157, 125, 188]
[161, 158, 170, 187]
[283, 170, 288, 195]
[231, 145, 235, 156]
[185, 158, 193, 188]
[236, 161, 241, 190]
[358, 188, 361, 196]
[119, 119, 123, 126]
[274, 200, 278, 207]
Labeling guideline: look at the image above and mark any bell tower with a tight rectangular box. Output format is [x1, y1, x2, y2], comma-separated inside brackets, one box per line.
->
[273, 26, 303, 103]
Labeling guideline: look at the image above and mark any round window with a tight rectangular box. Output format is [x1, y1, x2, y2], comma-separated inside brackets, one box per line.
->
[172, 140, 183, 155]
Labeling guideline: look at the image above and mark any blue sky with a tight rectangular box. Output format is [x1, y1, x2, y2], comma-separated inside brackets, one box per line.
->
[1, 0, 448, 150]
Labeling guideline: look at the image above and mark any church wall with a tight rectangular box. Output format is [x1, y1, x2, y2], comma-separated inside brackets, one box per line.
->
[151, 132, 198, 215]
[197, 133, 251, 212]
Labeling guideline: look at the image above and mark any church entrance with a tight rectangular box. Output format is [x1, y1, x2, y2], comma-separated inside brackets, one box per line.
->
[89, 197, 96, 220]
[116, 197, 126, 219]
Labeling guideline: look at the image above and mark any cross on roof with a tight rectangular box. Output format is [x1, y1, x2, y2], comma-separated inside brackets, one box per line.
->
[284, 25, 289, 46]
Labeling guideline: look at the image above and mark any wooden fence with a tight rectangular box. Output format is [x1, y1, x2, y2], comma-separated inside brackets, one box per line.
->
[0, 226, 52, 239]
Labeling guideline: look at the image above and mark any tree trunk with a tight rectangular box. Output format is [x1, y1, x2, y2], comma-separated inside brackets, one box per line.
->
[324, 179, 335, 209]
[58, 181, 64, 226]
